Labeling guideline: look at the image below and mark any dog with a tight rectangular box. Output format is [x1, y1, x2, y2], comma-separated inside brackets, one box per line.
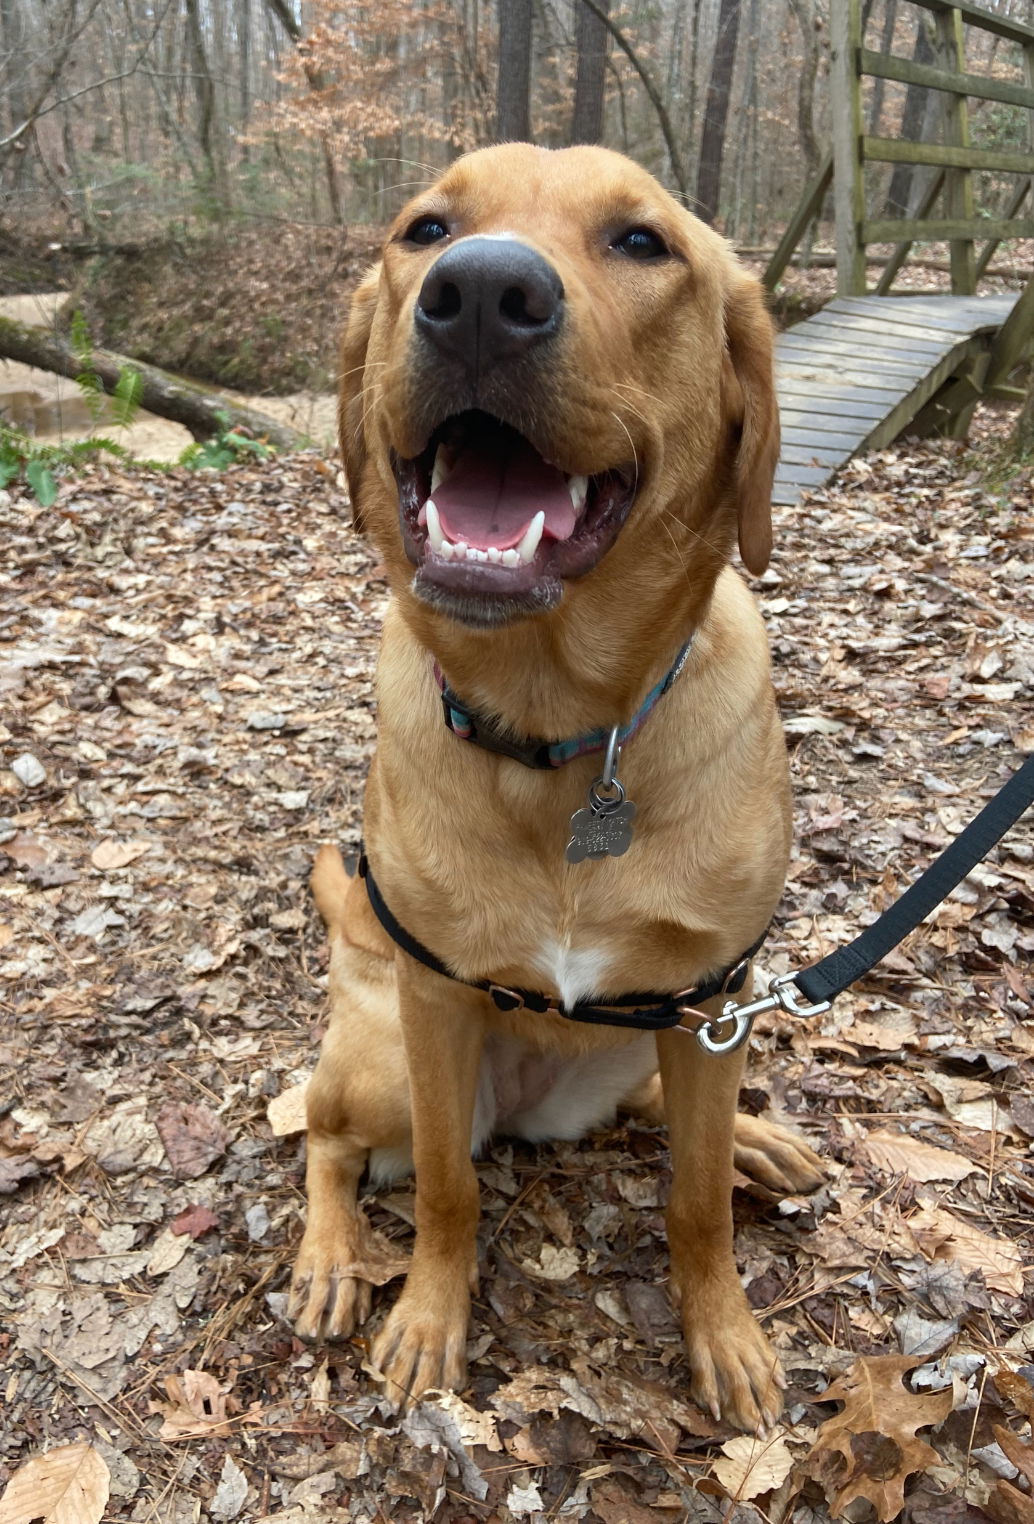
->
[288, 143, 822, 1432]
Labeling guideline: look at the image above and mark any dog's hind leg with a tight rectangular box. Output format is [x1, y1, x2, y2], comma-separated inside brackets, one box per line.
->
[623, 1074, 823, 1195]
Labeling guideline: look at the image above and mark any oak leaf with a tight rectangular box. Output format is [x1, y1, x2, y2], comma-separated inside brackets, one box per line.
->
[806, 1354, 955, 1521]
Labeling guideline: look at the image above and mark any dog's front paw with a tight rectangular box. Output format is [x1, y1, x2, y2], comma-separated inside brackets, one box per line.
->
[678, 1285, 785, 1431]
[289, 1217, 409, 1342]
[733, 1113, 824, 1196]
[370, 1285, 470, 1409]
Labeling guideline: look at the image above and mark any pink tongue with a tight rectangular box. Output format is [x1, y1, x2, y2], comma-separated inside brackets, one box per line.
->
[433, 435, 577, 550]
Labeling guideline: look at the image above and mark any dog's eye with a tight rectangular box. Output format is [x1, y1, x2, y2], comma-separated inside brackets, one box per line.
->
[612, 226, 668, 260]
[405, 216, 450, 247]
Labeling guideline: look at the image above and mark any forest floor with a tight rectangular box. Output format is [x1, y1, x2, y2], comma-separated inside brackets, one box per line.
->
[1, 401, 1033, 1523]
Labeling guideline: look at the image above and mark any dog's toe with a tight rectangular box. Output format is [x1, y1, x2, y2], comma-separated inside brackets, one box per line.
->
[370, 1290, 469, 1409]
[683, 1296, 784, 1433]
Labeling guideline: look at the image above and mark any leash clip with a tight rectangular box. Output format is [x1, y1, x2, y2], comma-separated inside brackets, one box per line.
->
[694, 971, 831, 1055]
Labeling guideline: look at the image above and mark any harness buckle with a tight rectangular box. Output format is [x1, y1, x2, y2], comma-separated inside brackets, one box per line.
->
[693, 972, 832, 1056]
[488, 984, 525, 1012]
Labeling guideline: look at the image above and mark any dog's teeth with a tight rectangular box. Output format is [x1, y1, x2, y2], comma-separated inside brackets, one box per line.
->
[474, 548, 488, 562]
[501, 548, 520, 567]
[487, 547, 501, 563]
[431, 447, 449, 494]
[568, 474, 589, 510]
[516, 511, 545, 564]
[425, 499, 445, 553]
[440, 539, 455, 560]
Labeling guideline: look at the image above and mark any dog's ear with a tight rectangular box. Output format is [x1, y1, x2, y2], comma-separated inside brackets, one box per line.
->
[338, 265, 381, 533]
[723, 273, 780, 575]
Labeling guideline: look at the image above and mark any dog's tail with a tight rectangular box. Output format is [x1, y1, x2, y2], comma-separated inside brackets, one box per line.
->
[310, 844, 352, 936]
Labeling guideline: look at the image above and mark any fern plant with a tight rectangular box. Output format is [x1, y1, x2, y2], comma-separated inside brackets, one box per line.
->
[0, 424, 129, 507]
[70, 309, 144, 433]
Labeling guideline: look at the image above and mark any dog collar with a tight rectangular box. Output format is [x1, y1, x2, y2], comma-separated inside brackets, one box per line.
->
[434, 637, 693, 770]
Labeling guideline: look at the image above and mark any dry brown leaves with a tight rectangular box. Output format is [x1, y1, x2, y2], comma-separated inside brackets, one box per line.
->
[0, 410, 1032, 1520]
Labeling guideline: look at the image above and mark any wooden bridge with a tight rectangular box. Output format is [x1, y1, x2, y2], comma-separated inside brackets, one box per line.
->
[767, 0, 1034, 505]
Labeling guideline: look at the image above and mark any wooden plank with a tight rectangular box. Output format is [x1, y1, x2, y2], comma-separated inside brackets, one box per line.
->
[859, 47, 1034, 110]
[785, 318, 948, 357]
[864, 216, 1034, 241]
[825, 296, 1014, 335]
[936, 7, 976, 295]
[777, 363, 918, 397]
[777, 391, 888, 420]
[779, 443, 854, 466]
[781, 427, 863, 449]
[778, 334, 933, 374]
[763, 152, 834, 291]
[774, 463, 831, 486]
[863, 135, 1034, 175]
[885, 0, 1034, 48]
[832, 0, 866, 294]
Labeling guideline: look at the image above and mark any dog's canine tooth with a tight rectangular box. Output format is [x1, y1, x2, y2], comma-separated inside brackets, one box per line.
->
[568, 474, 589, 510]
[431, 447, 449, 494]
[516, 511, 545, 564]
[425, 499, 445, 553]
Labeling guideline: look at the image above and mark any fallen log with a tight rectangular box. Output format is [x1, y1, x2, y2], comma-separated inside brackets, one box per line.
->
[0, 315, 308, 451]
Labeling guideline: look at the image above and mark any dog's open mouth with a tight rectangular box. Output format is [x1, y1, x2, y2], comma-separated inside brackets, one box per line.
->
[393, 410, 637, 619]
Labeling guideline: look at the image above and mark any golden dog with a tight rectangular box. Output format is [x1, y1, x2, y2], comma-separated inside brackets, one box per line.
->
[288, 143, 822, 1431]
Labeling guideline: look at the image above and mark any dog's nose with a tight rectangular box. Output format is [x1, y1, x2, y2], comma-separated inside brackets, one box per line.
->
[415, 237, 564, 372]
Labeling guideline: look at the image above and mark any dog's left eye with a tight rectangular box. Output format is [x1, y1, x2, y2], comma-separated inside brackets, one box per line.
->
[612, 226, 668, 260]
[405, 216, 450, 247]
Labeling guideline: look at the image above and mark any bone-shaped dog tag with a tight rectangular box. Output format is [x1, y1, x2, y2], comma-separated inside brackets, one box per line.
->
[566, 796, 637, 862]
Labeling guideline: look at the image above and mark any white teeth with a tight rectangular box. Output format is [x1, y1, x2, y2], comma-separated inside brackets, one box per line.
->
[440, 540, 454, 560]
[431, 447, 448, 494]
[425, 498, 444, 553]
[568, 474, 589, 510]
[516, 510, 545, 564]
[487, 547, 501, 563]
[501, 548, 520, 567]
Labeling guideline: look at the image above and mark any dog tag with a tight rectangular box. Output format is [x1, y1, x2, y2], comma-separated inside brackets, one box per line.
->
[566, 795, 637, 861]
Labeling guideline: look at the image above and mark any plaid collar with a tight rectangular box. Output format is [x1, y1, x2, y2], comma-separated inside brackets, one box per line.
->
[433, 638, 693, 770]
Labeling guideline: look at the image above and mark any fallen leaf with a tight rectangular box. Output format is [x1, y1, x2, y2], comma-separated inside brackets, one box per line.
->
[712, 1432, 796, 1499]
[806, 1354, 955, 1521]
[170, 1204, 219, 1238]
[0, 1442, 110, 1524]
[910, 1206, 1026, 1296]
[149, 1370, 234, 1440]
[155, 1101, 229, 1179]
[90, 839, 152, 870]
[267, 1081, 308, 1136]
[862, 1129, 979, 1184]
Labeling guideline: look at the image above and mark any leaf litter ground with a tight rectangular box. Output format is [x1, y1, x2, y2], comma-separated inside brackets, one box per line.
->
[0, 410, 1032, 1523]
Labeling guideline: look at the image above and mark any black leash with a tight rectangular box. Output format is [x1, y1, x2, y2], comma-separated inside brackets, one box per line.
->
[713, 752, 1034, 1052]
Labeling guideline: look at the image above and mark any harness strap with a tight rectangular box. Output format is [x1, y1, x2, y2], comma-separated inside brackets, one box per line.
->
[795, 751, 1034, 1007]
[358, 852, 766, 1031]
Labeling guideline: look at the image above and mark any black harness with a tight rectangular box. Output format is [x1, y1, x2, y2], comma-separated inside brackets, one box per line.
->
[358, 851, 766, 1031]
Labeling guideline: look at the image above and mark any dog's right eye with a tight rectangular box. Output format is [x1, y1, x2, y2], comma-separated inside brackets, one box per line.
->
[404, 217, 450, 247]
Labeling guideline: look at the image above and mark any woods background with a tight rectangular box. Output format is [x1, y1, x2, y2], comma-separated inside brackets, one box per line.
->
[1, 0, 1032, 253]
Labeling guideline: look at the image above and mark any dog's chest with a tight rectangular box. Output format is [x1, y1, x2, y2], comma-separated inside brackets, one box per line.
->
[532, 936, 614, 1007]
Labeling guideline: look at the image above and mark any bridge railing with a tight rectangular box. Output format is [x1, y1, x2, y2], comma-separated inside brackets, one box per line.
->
[831, 0, 1034, 297]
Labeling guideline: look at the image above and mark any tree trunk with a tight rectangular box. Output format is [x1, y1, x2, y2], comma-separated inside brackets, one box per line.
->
[263, 0, 346, 223]
[571, 0, 609, 144]
[695, 0, 742, 225]
[496, 0, 532, 140]
[786, 0, 821, 181]
[884, 16, 935, 217]
[0, 316, 307, 450]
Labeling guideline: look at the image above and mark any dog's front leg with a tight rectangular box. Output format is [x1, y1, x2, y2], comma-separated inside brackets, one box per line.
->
[658, 997, 784, 1432]
[371, 959, 485, 1408]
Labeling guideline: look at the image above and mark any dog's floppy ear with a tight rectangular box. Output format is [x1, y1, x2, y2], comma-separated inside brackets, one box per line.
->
[723, 272, 780, 575]
[338, 265, 381, 533]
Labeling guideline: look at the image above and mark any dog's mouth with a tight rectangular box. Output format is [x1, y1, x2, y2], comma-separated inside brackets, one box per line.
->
[392, 410, 637, 621]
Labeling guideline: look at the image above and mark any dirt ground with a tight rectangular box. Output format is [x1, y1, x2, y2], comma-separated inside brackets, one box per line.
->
[1, 412, 1032, 1522]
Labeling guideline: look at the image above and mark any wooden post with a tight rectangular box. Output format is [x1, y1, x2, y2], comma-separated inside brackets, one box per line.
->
[831, 0, 866, 294]
[935, 6, 977, 294]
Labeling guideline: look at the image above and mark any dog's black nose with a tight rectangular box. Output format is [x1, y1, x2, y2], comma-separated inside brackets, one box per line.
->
[415, 236, 563, 373]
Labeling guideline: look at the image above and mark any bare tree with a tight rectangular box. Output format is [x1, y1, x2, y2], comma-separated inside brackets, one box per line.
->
[571, 0, 609, 144]
[496, 0, 532, 140]
[695, 0, 742, 224]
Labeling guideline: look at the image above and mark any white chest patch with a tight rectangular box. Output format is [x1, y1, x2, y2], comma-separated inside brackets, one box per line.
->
[534, 938, 613, 1008]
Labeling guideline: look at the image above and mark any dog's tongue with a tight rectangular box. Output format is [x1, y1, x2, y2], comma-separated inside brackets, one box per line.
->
[433, 433, 577, 550]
